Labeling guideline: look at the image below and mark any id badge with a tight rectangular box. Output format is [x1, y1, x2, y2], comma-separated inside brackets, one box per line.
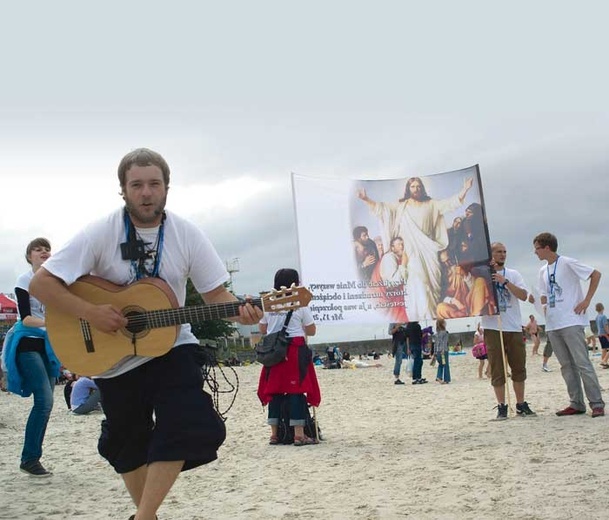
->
[549, 294, 556, 308]
[498, 300, 507, 312]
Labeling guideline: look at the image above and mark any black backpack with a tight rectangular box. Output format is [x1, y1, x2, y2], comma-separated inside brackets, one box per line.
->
[275, 394, 322, 445]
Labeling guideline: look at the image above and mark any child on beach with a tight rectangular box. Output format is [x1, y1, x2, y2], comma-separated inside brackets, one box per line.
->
[434, 319, 451, 384]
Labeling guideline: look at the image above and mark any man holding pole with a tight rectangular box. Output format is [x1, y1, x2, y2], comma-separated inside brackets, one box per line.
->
[482, 242, 536, 420]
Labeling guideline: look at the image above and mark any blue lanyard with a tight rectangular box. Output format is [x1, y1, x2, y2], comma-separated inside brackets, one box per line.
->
[546, 256, 559, 295]
[495, 268, 506, 289]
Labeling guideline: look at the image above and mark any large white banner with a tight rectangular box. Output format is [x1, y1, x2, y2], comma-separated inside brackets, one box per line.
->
[293, 165, 497, 325]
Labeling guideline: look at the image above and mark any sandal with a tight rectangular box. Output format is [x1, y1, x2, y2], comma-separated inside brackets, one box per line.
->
[269, 436, 279, 445]
[293, 436, 318, 446]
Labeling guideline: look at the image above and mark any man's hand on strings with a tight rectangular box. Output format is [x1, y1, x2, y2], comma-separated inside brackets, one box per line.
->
[84, 304, 128, 334]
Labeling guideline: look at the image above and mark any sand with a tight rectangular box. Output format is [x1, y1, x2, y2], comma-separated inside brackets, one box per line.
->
[1, 346, 609, 520]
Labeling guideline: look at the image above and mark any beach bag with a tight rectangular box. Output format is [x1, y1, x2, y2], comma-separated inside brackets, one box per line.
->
[472, 342, 487, 359]
[255, 311, 293, 367]
[405, 356, 414, 375]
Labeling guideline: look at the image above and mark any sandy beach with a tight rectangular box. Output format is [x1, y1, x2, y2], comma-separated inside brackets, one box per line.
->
[1, 345, 609, 520]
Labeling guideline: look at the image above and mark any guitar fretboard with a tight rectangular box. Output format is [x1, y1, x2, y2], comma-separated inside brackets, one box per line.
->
[127, 297, 265, 330]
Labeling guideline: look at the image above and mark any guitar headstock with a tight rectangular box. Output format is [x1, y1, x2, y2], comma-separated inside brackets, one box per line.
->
[260, 285, 312, 313]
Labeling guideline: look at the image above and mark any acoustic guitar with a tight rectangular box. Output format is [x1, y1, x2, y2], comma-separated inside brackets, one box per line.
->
[45, 275, 312, 376]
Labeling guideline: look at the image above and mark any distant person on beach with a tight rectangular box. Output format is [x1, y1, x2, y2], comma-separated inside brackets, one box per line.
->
[405, 321, 427, 384]
[473, 322, 490, 379]
[257, 268, 321, 446]
[482, 242, 536, 420]
[70, 375, 102, 415]
[534, 232, 604, 417]
[29, 148, 262, 518]
[529, 294, 553, 372]
[389, 323, 408, 385]
[357, 176, 474, 319]
[434, 319, 450, 384]
[595, 303, 609, 368]
[1, 238, 60, 477]
[526, 315, 541, 356]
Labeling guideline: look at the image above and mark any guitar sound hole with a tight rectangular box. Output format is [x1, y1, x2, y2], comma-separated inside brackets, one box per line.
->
[124, 309, 148, 335]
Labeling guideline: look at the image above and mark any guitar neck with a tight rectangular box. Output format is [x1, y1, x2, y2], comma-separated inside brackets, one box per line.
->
[135, 297, 264, 330]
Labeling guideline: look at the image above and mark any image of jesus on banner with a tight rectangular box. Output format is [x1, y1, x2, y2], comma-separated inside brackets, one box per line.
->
[353, 168, 495, 321]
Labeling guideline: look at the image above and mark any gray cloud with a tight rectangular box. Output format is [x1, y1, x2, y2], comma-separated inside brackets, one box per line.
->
[1, 2, 608, 344]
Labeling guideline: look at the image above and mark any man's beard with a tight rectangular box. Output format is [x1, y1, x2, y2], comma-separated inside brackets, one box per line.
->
[125, 195, 167, 225]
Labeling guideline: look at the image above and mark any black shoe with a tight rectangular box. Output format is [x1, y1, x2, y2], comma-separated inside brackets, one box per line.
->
[419, 378, 428, 384]
[20, 460, 52, 478]
[394, 379, 405, 385]
[516, 401, 537, 417]
[495, 403, 508, 421]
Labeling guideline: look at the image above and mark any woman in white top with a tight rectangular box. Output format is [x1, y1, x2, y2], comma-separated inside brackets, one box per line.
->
[3, 238, 60, 477]
[257, 269, 321, 446]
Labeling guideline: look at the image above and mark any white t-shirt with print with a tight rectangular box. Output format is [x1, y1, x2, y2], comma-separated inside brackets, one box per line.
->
[42, 207, 230, 378]
[480, 267, 527, 332]
[260, 307, 314, 337]
[537, 255, 594, 331]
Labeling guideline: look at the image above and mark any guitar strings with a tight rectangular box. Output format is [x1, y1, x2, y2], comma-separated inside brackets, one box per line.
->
[124, 295, 300, 328]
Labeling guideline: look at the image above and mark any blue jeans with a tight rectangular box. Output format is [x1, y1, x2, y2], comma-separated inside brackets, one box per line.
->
[436, 352, 451, 383]
[16, 351, 56, 463]
[268, 394, 307, 426]
[393, 343, 405, 377]
[410, 344, 423, 380]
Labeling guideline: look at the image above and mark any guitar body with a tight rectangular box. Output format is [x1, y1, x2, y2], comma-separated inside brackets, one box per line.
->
[46, 276, 180, 376]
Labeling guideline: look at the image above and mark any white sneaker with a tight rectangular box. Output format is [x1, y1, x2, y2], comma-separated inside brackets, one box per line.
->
[542, 365, 552, 372]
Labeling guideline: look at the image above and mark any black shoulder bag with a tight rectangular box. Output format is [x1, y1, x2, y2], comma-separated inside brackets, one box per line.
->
[255, 311, 294, 367]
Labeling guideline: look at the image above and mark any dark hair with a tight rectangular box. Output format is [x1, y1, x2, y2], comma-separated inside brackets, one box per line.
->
[390, 236, 403, 248]
[118, 148, 171, 189]
[436, 318, 446, 331]
[352, 226, 368, 240]
[533, 232, 558, 252]
[399, 177, 431, 203]
[274, 268, 300, 290]
[465, 202, 482, 217]
[25, 237, 51, 265]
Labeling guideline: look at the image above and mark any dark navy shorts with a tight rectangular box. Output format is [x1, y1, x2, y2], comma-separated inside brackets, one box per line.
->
[96, 344, 226, 474]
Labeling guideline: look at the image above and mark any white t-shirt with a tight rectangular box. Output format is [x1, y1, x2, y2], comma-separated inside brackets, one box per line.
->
[42, 207, 230, 378]
[260, 307, 314, 337]
[537, 255, 594, 331]
[16, 270, 46, 322]
[481, 266, 527, 332]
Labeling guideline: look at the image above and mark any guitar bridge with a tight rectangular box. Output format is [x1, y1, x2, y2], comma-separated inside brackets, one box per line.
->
[80, 319, 95, 353]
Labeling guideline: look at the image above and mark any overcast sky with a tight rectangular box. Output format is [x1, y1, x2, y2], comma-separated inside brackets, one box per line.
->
[1, 1, 607, 344]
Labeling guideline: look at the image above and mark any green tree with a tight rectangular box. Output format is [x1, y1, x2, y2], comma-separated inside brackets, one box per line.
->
[185, 278, 237, 340]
